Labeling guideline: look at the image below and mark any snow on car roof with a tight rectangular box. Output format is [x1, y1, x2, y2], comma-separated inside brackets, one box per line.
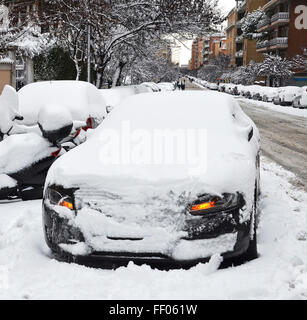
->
[18, 81, 107, 125]
[99, 85, 151, 110]
[96, 91, 241, 131]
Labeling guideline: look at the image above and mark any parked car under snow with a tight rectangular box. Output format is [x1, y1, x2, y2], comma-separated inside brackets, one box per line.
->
[42, 91, 261, 268]
[292, 86, 307, 109]
[100, 84, 151, 113]
[278, 86, 303, 106]
[17, 81, 107, 129]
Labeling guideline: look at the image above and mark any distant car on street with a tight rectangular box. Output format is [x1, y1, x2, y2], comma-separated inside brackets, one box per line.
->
[141, 82, 161, 92]
[208, 83, 218, 90]
[278, 87, 302, 106]
[262, 87, 279, 103]
[293, 86, 307, 109]
[43, 91, 261, 268]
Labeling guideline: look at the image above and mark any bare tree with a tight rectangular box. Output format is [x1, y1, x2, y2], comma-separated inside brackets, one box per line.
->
[49, 0, 222, 86]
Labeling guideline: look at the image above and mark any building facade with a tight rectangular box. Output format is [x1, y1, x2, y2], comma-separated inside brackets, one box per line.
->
[226, 8, 237, 67]
[226, 0, 267, 68]
[256, 0, 307, 85]
[189, 33, 226, 70]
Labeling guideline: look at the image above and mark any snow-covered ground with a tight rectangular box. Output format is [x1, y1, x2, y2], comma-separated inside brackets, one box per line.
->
[0, 157, 307, 300]
[236, 97, 307, 119]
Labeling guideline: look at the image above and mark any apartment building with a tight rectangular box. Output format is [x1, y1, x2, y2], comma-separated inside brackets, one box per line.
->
[226, 0, 267, 67]
[202, 36, 210, 65]
[226, 8, 237, 67]
[208, 33, 227, 60]
[256, 0, 307, 85]
[189, 33, 226, 70]
[189, 39, 199, 70]
[256, 1, 307, 55]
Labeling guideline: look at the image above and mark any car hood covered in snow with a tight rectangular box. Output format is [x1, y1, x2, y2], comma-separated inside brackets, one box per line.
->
[46, 91, 259, 214]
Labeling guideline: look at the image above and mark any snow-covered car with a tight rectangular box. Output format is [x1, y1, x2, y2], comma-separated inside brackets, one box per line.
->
[224, 84, 235, 94]
[272, 87, 286, 105]
[209, 83, 218, 90]
[292, 86, 307, 109]
[232, 86, 240, 96]
[262, 87, 279, 103]
[278, 86, 302, 106]
[100, 85, 151, 113]
[236, 85, 244, 96]
[251, 86, 264, 101]
[43, 91, 261, 267]
[157, 82, 175, 91]
[218, 83, 226, 92]
[141, 82, 161, 92]
[18, 81, 107, 128]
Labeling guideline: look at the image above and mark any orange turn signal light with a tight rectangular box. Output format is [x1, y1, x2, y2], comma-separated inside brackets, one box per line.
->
[191, 200, 215, 212]
[60, 200, 74, 210]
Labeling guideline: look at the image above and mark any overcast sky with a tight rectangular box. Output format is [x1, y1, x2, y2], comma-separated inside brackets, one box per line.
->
[219, 0, 237, 15]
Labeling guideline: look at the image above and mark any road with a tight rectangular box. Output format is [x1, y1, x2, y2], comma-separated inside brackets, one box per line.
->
[239, 100, 307, 191]
[187, 80, 307, 191]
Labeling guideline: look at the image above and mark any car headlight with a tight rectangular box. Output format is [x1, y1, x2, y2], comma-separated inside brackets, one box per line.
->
[189, 193, 242, 216]
[46, 186, 74, 210]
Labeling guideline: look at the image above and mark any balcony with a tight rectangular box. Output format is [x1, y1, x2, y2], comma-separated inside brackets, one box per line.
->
[270, 37, 288, 48]
[257, 12, 289, 32]
[262, 0, 287, 12]
[236, 35, 243, 43]
[256, 37, 288, 52]
[256, 40, 270, 51]
[271, 12, 290, 26]
[235, 50, 244, 58]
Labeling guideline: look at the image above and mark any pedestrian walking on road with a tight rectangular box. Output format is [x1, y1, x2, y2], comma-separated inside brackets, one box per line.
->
[182, 79, 186, 91]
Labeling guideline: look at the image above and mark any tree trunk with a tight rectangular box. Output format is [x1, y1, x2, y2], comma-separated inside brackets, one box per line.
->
[74, 58, 81, 81]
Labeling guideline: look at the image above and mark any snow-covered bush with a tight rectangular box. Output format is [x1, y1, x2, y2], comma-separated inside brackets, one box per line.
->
[0, 6, 53, 62]
[258, 54, 294, 87]
[292, 48, 307, 71]
[241, 8, 264, 40]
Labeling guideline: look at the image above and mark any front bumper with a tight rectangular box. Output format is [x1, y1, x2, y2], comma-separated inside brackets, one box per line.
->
[43, 201, 251, 268]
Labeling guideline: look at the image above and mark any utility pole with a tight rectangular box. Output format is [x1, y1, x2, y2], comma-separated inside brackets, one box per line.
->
[87, 24, 91, 83]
